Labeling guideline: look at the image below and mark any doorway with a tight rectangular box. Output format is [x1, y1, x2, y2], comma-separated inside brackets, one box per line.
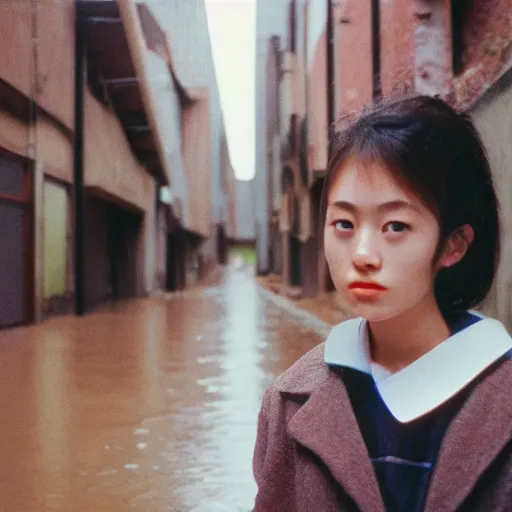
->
[0, 151, 33, 328]
[84, 194, 142, 307]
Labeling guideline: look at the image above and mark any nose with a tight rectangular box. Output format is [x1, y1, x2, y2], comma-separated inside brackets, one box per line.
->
[352, 229, 381, 271]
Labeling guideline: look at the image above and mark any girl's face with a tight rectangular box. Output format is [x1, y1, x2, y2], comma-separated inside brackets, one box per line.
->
[324, 158, 443, 322]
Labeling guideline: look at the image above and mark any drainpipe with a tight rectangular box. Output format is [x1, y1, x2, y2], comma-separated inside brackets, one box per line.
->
[326, 0, 335, 157]
[117, 0, 170, 187]
[74, 14, 86, 315]
[371, 0, 382, 99]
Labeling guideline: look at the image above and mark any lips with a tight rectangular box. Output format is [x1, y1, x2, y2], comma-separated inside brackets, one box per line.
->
[349, 281, 387, 291]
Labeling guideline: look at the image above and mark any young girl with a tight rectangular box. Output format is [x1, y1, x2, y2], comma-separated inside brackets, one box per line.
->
[252, 96, 512, 512]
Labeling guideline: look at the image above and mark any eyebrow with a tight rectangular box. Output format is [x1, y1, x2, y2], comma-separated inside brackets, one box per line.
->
[328, 200, 420, 214]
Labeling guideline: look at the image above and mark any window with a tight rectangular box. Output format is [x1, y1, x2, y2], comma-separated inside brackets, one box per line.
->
[452, 0, 474, 75]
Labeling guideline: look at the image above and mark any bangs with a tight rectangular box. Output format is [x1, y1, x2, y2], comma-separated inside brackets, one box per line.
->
[327, 114, 449, 223]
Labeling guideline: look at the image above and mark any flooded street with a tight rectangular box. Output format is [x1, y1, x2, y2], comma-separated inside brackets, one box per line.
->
[0, 267, 328, 511]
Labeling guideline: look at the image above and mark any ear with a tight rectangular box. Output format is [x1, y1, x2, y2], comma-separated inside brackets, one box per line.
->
[437, 224, 475, 269]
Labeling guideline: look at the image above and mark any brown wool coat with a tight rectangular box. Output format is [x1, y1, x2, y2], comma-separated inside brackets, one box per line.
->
[252, 343, 512, 512]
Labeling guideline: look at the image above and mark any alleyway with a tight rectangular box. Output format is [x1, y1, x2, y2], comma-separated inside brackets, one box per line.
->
[0, 267, 328, 512]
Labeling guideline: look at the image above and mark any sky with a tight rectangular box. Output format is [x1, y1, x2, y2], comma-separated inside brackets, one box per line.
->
[205, 0, 256, 181]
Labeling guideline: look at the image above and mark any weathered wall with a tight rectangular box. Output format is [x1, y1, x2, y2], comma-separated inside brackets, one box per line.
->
[84, 90, 153, 213]
[35, 0, 75, 129]
[145, 0, 227, 243]
[144, 50, 189, 228]
[380, 0, 415, 96]
[0, 112, 72, 183]
[84, 90, 158, 294]
[36, 114, 73, 183]
[266, 37, 281, 217]
[255, 0, 290, 273]
[0, 110, 29, 158]
[0, 0, 75, 129]
[219, 132, 235, 239]
[182, 91, 212, 238]
[413, 0, 452, 97]
[333, 0, 373, 115]
[235, 179, 256, 241]
[472, 80, 512, 328]
[294, 1, 308, 124]
[453, 0, 512, 108]
[306, 0, 329, 175]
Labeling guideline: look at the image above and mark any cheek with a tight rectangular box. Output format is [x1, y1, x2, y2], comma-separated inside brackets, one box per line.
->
[324, 230, 347, 266]
[390, 235, 438, 277]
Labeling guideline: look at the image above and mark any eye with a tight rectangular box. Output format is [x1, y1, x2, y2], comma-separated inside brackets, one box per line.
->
[333, 220, 354, 232]
[383, 221, 410, 234]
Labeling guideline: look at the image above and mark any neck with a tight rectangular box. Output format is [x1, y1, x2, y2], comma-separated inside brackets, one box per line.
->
[368, 295, 450, 373]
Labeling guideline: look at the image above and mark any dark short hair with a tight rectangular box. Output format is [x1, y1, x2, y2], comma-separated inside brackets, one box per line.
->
[321, 95, 500, 314]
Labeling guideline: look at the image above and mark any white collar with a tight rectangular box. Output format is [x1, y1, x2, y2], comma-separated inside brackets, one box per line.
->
[324, 313, 512, 423]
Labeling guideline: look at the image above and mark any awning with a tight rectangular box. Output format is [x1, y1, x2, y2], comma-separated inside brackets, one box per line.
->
[77, 0, 167, 184]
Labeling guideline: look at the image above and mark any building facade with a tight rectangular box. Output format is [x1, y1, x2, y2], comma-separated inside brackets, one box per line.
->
[142, 0, 234, 279]
[0, 0, 233, 328]
[255, 0, 512, 325]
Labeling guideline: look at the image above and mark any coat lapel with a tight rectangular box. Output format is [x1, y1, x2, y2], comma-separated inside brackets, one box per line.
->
[285, 369, 385, 512]
[425, 358, 512, 512]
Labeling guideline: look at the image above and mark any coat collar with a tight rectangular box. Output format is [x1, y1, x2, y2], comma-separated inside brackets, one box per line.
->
[275, 319, 512, 512]
[324, 314, 512, 422]
[274, 344, 384, 511]
[282, 365, 386, 512]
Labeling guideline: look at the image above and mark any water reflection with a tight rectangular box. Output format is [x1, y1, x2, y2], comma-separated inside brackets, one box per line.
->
[0, 267, 324, 511]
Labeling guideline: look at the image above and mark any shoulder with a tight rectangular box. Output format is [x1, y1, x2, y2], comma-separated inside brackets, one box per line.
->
[268, 317, 363, 397]
[273, 342, 330, 395]
[258, 342, 330, 423]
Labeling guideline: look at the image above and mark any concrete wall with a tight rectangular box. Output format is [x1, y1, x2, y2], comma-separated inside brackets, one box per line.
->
[84, 90, 154, 213]
[333, 0, 373, 115]
[472, 79, 512, 328]
[0, 0, 171, 320]
[144, 50, 190, 228]
[0, 110, 30, 159]
[266, 37, 281, 219]
[220, 132, 236, 239]
[143, 0, 229, 260]
[255, 0, 290, 273]
[84, 90, 157, 295]
[36, 114, 73, 184]
[380, 0, 415, 96]
[306, 0, 329, 176]
[182, 90, 213, 238]
[235, 179, 256, 242]
[452, 0, 512, 108]
[0, 0, 75, 129]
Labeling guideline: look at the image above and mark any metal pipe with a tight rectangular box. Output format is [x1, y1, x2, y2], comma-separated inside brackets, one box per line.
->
[104, 77, 139, 86]
[74, 16, 87, 316]
[87, 17, 122, 24]
[326, 0, 335, 156]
